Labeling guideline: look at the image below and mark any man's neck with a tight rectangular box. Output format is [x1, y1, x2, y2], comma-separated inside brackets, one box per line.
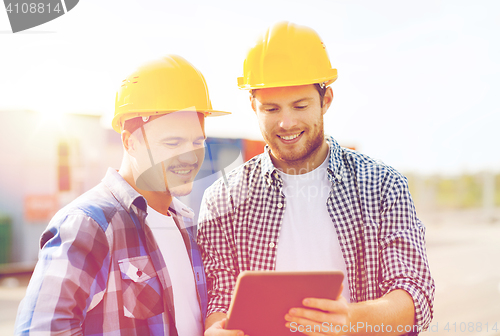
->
[118, 167, 172, 216]
[270, 141, 329, 175]
[144, 192, 172, 216]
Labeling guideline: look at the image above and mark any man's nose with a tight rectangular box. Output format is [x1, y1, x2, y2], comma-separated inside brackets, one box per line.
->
[177, 148, 200, 165]
[278, 109, 298, 129]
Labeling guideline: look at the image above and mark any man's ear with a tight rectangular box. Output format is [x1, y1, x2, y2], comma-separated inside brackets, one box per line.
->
[322, 86, 334, 115]
[250, 94, 257, 113]
[121, 130, 135, 154]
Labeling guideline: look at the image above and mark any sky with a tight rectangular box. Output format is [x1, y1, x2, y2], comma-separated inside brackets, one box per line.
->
[1, 0, 499, 175]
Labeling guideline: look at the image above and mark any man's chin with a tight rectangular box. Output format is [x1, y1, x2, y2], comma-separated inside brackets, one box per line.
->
[272, 147, 307, 162]
[168, 183, 194, 197]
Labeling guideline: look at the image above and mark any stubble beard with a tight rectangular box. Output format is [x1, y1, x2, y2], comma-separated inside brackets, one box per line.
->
[267, 117, 325, 166]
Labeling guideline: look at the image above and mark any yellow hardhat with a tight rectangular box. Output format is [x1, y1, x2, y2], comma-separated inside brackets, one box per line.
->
[237, 21, 338, 90]
[112, 55, 230, 133]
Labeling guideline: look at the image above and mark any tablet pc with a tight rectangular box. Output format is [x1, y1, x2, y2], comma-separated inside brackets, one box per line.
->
[225, 270, 344, 335]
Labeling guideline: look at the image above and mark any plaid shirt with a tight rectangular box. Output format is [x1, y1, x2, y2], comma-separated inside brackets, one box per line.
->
[197, 136, 434, 333]
[15, 168, 207, 336]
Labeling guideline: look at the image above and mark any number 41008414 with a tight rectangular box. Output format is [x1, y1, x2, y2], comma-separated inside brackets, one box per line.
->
[6, 2, 62, 14]
[443, 322, 498, 333]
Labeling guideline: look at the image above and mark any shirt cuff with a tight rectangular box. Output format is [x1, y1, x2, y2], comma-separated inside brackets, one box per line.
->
[207, 305, 229, 318]
[385, 279, 434, 333]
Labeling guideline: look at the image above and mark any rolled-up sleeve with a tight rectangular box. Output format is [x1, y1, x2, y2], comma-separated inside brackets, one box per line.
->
[378, 174, 435, 332]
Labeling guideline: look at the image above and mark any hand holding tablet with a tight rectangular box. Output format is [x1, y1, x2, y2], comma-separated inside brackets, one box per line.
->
[226, 271, 344, 335]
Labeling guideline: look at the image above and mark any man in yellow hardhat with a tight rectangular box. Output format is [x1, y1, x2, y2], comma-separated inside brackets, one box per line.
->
[15, 55, 241, 336]
[199, 22, 435, 335]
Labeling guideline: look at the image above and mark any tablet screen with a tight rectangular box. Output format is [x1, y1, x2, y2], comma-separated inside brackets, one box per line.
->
[226, 270, 344, 335]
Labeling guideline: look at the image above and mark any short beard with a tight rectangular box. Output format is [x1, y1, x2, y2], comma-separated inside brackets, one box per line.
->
[269, 117, 325, 165]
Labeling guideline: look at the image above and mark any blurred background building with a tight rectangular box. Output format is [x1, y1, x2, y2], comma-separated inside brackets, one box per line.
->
[0, 110, 122, 264]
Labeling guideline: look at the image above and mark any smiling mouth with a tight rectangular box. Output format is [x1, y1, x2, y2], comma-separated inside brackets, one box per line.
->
[278, 131, 304, 140]
[172, 169, 192, 175]
[168, 165, 198, 176]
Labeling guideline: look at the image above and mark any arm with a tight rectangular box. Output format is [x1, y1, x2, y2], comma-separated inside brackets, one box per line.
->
[206, 312, 229, 330]
[285, 289, 415, 335]
[377, 172, 434, 332]
[204, 312, 244, 336]
[197, 185, 240, 316]
[197, 216, 238, 317]
[347, 290, 415, 334]
[197, 189, 244, 335]
[15, 214, 109, 335]
[284, 171, 434, 335]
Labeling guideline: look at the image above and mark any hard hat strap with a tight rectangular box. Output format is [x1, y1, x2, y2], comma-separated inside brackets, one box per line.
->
[160, 161, 169, 192]
[140, 125, 155, 167]
[140, 124, 169, 193]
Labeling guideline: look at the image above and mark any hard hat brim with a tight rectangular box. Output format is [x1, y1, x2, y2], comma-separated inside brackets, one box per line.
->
[237, 71, 338, 90]
[112, 109, 231, 133]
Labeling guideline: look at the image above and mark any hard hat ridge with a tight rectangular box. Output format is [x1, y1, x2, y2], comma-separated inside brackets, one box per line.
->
[238, 21, 338, 90]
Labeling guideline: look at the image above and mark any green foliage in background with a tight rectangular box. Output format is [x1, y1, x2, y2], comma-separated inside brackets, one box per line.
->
[406, 173, 500, 210]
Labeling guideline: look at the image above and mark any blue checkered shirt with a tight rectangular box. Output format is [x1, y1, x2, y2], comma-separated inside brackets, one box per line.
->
[15, 168, 208, 335]
[197, 136, 434, 333]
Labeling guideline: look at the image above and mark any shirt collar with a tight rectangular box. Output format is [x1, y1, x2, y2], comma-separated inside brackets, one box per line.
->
[262, 135, 345, 186]
[325, 135, 345, 184]
[261, 146, 278, 183]
[102, 168, 196, 221]
[102, 168, 147, 212]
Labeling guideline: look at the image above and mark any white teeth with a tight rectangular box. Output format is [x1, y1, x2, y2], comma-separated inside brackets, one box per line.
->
[173, 170, 191, 174]
[280, 133, 301, 140]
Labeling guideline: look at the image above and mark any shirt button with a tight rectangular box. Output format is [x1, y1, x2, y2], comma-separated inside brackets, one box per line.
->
[336, 174, 342, 181]
[267, 178, 272, 184]
[269, 242, 275, 248]
[277, 203, 283, 208]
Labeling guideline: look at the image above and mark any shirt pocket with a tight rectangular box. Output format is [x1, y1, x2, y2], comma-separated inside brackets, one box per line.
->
[118, 256, 163, 319]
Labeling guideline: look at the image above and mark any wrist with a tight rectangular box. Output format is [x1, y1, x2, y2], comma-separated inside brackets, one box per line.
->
[205, 312, 227, 330]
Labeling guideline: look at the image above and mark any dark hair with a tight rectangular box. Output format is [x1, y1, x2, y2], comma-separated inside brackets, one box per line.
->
[250, 83, 328, 107]
[313, 83, 327, 107]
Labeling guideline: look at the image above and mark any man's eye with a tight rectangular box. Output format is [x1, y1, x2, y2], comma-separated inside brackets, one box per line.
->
[295, 105, 308, 110]
[194, 141, 205, 147]
[264, 107, 278, 112]
[164, 142, 179, 147]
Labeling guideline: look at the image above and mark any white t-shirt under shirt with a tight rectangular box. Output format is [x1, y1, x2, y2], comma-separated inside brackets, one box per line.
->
[275, 154, 351, 302]
[146, 206, 203, 336]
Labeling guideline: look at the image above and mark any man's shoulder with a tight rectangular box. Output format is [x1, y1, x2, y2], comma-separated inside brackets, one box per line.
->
[40, 182, 122, 248]
[51, 182, 120, 231]
[202, 153, 265, 209]
[338, 146, 407, 184]
[341, 147, 388, 169]
[207, 153, 264, 191]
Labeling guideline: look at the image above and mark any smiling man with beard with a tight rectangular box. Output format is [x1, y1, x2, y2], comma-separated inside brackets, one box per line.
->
[15, 55, 235, 336]
[199, 22, 435, 336]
